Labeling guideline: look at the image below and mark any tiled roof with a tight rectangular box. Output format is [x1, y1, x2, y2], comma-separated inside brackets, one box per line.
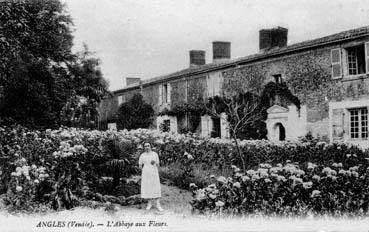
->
[114, 25, 369, 93]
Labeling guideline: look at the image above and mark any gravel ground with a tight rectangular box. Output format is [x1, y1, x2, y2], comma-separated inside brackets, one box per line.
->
[1, 185, 369, 232]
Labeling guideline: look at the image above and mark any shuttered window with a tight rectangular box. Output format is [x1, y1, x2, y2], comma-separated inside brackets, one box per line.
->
[159, 83, 171, 105]
[207, 72, 222, 97]
[331, 48, 342, 79]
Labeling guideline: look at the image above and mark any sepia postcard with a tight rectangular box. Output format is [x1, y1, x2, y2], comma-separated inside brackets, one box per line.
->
[1, 0, 369, 231]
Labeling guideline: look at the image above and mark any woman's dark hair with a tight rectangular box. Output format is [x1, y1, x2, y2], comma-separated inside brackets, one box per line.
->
[143, 142, 151, 148]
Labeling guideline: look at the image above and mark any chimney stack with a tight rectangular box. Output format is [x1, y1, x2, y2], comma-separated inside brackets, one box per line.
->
[259, 26, 288, 52]
[126, 77, 141, 86]
[212, 41, 231, 63]
[189, 50, 206, 67]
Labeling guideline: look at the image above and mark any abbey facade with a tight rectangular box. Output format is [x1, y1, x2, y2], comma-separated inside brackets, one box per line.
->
[99, 25, 369, 146]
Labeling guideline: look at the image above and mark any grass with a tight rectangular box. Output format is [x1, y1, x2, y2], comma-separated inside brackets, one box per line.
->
[159, 162, 233, 189]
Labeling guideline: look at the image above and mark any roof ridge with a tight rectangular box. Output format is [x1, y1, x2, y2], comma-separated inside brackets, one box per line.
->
[115, 25, 369, 93]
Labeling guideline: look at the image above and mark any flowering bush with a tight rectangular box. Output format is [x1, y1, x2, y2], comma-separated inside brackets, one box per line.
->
[1, 125, 369, 214]
[0, 126, 138, 212]
[191, 161, 369, 216]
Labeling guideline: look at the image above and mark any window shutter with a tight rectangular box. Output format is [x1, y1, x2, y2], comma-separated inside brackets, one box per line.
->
[156, 116, 163, 130]
[220, 112, 229, 138]
[168, 83, 171, 104]
[218, 72, 223, 96]
[201, 116, 209, 137]
[331, 48, 342, 79]
[206, 75, 211, 98]
[365, 42, 369, 73]
[158, 85, 162, 105]
[332, 108, 345, 141]
[213, 72, 220, 96]
[170, 116, 177, 133]
[117, 96, 122, 105]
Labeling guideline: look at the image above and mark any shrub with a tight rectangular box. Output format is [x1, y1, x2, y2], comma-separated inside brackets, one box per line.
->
[116, 94, 154, 130]
[191, 161, 369, 216]
[1, 125, 369, 214]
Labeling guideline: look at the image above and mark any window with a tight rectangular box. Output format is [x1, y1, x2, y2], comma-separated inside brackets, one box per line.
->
[331, 42, 369, 79]
[163, 84, 168, 103]
[159, 83, 170, 104]
[117, 95, 123, 105]
[160, 119, 170, 132]
[207, 72, 222, 97]
[346, 45, 366, 75]
[273, 74, 282, 84]
[210, 117, 221, 138]
[349, 108, 368, 139]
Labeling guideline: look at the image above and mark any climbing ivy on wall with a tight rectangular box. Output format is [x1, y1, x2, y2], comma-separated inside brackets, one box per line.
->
[222, 65, 268, 97]
[260, 81, 301, 118]
[284, 51, 332, 108]
[158, 98, 206, 133]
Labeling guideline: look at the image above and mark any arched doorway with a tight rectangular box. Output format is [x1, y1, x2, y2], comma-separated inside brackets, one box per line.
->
[274, 123, 286, 141]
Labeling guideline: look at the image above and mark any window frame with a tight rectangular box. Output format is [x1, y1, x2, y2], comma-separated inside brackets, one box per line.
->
[162, 84, 168, 103]
[348, 107, 368, 140]
[272, 74, 283, 84]
[341, 42, 368, 79]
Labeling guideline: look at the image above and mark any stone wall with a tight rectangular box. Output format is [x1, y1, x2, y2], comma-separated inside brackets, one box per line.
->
[221, 39, 369, 139]
[100, 37, 369, 140]
[170, 78, 187, 107]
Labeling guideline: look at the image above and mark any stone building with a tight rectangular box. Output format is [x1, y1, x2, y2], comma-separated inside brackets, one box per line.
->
[99, 25, 369, 146]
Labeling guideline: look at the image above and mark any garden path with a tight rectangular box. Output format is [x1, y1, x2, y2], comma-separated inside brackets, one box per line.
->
[120, 184, 193, 216]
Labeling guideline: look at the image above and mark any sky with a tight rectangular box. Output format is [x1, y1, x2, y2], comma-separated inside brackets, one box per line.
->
[63, 0, 369, 91]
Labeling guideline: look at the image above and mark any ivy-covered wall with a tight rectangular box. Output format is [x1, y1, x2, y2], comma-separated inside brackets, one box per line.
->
[187, 75, 207, 102]
[170, 75, 206, 132]
[170, 78, 187, 106]
[100, 37, 369, 139]
[222, 37, 369, 139]
[141, 85, 159, 114]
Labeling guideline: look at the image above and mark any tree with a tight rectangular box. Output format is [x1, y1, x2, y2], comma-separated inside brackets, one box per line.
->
[0, 0, 74, 128]
[117, 94, 154, 130]
[0, 1, 111, 128]
[206, 92, 264, 173]
[61, 45, 110, 128]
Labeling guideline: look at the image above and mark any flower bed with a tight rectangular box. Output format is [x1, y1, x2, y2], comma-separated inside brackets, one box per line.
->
[191, 161, 369, 216]
[1, 125, 369, 214]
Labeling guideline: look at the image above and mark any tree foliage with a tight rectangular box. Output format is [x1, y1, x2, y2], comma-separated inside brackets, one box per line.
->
[0, 0, 110, 128]
[0, 0, 74, 128]
[117, 94, 154, 130]
[61, 45, 110, 128]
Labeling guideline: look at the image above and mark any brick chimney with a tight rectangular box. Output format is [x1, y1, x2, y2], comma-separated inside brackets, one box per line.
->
[259, 27, 288, 52]
[189, 50, 206, 67]
[212, 41, 231, 63]
[126, 77, 141, 86]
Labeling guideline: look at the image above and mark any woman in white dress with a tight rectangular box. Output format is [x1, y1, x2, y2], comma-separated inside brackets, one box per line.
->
[139, 142, 163, 211]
